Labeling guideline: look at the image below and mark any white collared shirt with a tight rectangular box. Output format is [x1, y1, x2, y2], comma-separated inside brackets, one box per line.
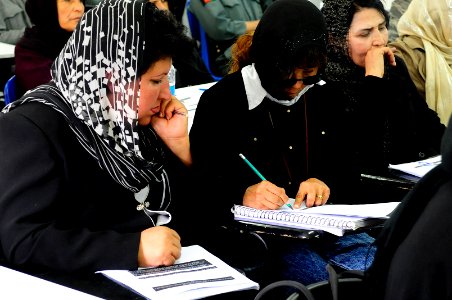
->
[241, 63, 324, 110]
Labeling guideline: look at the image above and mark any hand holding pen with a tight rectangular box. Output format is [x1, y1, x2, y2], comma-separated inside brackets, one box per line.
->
[239, 153, 293, 210]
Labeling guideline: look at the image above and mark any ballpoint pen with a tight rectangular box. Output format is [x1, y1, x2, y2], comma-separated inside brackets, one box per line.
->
[239, 153, 294, 210]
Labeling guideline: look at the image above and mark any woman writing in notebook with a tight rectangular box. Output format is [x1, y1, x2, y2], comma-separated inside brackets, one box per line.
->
[190, 0, 375, 286]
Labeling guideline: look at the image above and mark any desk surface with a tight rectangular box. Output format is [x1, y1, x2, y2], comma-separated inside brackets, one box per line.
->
[0, 264, 257, 300]
[0, 42, 15, 59]
[175, 81, 216, 132]
[0, 266, 101, 299]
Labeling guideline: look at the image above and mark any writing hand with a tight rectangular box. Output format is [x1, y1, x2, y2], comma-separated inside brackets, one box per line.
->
[138, 226, 181, 267]
[294, 178, 330, 208]
[243, 181, 289, 210]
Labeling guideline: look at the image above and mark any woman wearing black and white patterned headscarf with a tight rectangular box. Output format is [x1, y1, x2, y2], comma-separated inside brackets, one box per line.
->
[0, 0, 193, 273]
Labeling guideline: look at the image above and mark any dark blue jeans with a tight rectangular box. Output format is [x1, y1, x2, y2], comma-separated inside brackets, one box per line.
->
[265, 232, 375, 285]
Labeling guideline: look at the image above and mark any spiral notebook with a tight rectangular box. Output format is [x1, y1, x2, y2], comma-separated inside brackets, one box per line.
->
[232, 201, 400, 236]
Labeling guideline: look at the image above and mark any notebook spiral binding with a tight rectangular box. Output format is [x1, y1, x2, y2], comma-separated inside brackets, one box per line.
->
[234, 206, 355, 229]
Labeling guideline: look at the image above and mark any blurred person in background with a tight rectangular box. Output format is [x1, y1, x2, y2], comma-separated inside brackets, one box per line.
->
[0, 0, 31, 45]
[14, 0, 84, 99]
[149, 0, 213, 87]
[389, 0, 452, 125]
[188, 0, 271, 77]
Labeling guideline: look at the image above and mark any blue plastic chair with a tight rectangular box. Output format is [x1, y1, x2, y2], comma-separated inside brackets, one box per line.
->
[4, 75, 16, 105]
[185, 0, 223, 81]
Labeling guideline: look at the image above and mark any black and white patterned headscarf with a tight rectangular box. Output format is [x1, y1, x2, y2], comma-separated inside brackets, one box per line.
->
[3, 0, 172, 216]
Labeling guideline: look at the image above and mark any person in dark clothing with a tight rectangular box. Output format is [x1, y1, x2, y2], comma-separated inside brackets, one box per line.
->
[190, 0, 376, 286]
[366, 114, 452, 300]
[14, 0, 84, 98]
[0, 0, 194, 274]
[172, 37, 214, 87]
[149, 0, 213, 87]
[188, 0, 269, 77]
[322, 0, 445, 203]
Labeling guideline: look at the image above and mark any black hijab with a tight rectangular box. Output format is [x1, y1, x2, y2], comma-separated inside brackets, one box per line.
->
[322, 0, 389, 106]
[250, 0, 327, 95]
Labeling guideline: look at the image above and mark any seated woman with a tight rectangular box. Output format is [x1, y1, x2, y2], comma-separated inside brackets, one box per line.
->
[190, 0, 375, 286]
[0, 0, 193, 274]
[14, 0, 84, 98]
[322, 0, 445, 203]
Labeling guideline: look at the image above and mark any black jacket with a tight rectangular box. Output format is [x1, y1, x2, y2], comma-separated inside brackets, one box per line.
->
[190, 71, 350, 225]
[329, 57, 445, 174]
[0, 102, 190, 273]
[190, 65, 445, 226]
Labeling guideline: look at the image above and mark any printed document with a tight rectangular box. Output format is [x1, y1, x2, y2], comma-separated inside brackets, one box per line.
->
[97, 245, 259, 300]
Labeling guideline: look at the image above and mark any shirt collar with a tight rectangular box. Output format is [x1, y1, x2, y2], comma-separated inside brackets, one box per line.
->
[241, 63, 325, 110]
[241, 63, 267, 110]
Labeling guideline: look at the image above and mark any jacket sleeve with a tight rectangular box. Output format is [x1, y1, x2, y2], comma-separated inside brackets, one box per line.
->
[0, 28, 24, 44]
[0, 1, 29, 44]
[189, 80, 251, 225]
[0, 111, 140, 273]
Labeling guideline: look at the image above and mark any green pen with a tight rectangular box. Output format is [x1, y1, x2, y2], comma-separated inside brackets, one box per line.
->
[239, 153, 294, 210]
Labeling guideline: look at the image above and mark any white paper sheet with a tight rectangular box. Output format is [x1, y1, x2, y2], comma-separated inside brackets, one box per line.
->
[97, 245, 259, 300]
[389, 155, 441, 178]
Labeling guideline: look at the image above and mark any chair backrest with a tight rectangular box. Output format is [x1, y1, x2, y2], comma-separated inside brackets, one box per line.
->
[185, 0, 222, 81]
[4, 75, 16, 105]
